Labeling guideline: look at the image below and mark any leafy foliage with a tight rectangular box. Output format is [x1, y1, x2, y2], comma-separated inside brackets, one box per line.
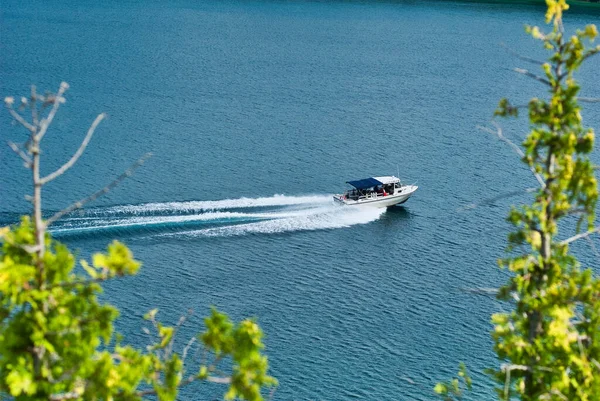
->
[433, 363, 472, 401]
[436, 1, 600, 400]
[0, 218, 276, 401]
[491, 2, 600, 400]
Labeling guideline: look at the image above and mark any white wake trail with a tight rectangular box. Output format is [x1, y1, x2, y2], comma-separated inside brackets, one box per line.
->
[52, 194, 386, 237]
[51, 211, 277, 234]
[99, 194, 332, 215]
[160, 205, 386, 238]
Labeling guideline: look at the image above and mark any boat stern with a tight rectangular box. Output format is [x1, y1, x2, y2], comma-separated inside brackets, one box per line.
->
[333, 194, 348, 205]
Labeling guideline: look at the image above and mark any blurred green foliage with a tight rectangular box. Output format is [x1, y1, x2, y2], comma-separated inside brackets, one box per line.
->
[434, 363, 472, 401]
[0, 217, 276, 400]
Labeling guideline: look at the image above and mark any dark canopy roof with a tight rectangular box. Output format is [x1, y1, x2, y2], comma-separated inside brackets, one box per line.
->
[346, 177, 383, 190]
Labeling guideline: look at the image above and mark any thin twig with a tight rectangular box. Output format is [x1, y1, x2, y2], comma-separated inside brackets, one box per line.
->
[49, 392, 81, 401]
[36, 82, 69, 142]
[136, 373, 203, 397]
[478, 122, 546, 188]
[500, 42, 545, 66]
[504, 364, 511, 399]
[46, 153, 152, 226]
[142, 326, 156, 349]
[461, 287, 499, 296]
[511, 67, 551, 86]
[6, 106, 36, 132]
[166, 313, 189, 358]
[559, 208, 588, 217]
[458, 187, 537, 211]
[579, 97, 600, 103]
[195, 342, 205, 366]
[206, 376, 231, 384]
[582, 47, 600, 62]
[30, 85, 39, 127]
[268, 386, 277, 401]
[7, 141, 32, 166]
[550, 389, 569, 401]
[40, 113, 105, 185]
[499, 363, 553, 399]
[43, 275, 116, 291]
[585, 236, 600, 260]
[502, 364, 529, 372]
[559, 227, 600, 246]
[182, 337, 197, 363]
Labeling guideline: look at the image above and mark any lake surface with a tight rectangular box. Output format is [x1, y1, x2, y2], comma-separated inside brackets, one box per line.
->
[1, 0, 600, 399]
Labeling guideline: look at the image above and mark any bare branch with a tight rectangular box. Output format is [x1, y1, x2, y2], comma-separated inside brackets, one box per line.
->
[503, 363, 512, 399]
[268, 386, 277, 401]
[49, 391, 81, 401]
[135, 372, 219, 397]
[582, 47, 600, 62]
[499, 363, 553, 399]
[45, 153, 152, 226]
[550, 389, 569, 401]
[500, 43, 545, 66]
[166, 312, 191, 358]
[38, 275, 120, 292]
[40, 113, 105, 185]
[585, 236, 600, 260]
[461, 287, 499, 296]
[30, 85, 39, 127]
[7, 141, 32, 166]
[1, 234, 42, 254]
[479, 123, 524, 157]
[206, 376, 231, 384]
[501, 363, 553, 373]
[182, 337, 197, 363]
[136, 388, 158, 397]
[558, 208, 588, 217]
[560, 227, 600, 246]
[459, 187, 537, 211]
[511, 67, 551, 86]
[36, 82, 69, 142]
[579, 97, 600, 103]
[478, 122, 546, 188]
[6, 105, 36, 132]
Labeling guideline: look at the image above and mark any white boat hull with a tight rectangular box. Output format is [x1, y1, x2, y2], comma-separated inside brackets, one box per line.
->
[333, 185, 418, 208]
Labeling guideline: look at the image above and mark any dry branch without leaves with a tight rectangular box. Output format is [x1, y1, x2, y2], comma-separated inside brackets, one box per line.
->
[511, 67, 552, 86]
[46, 152, 152, 226]
[40, 113, 105, 185]
[477, 122, 545, 188]
[559, 226, 600, 246]
[500, 42, 545, 66]
[4, 82, 151, 231]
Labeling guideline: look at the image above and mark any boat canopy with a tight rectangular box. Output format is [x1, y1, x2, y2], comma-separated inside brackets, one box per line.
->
[346, 176, 400, 189]
[373, 176, 400, 185]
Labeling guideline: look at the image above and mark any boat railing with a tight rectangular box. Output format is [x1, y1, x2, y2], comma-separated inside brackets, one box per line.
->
[343, 189, 394, 201]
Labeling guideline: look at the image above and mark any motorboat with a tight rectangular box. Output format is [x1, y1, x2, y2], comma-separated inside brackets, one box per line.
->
[333, 176, 418, 207]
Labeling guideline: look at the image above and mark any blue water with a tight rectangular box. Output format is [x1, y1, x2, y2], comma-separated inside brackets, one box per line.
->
[2, 0, 600, 399]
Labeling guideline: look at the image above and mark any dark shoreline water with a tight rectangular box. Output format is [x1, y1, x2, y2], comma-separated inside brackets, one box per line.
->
[454, 0, 600, 7]
[2, 0, 600, 400]
[324, 0, 600, 11]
